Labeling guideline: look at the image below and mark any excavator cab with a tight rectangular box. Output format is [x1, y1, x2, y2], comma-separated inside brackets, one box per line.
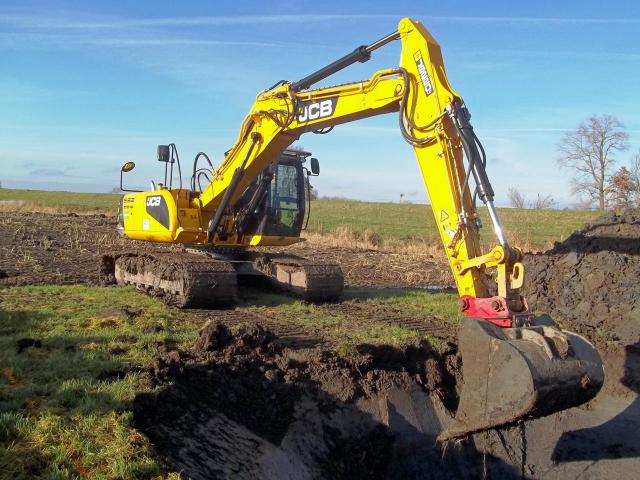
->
[234, 149, 315, 238]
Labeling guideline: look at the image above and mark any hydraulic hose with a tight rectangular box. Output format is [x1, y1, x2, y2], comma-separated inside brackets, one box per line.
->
[207, 132, 261, 241]
[192, 152, 213, 191]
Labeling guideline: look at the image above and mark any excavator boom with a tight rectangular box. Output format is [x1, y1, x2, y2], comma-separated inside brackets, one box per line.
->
[115, 17, 603, 437]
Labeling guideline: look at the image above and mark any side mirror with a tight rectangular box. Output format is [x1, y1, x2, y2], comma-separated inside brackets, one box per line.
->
[157, 145, 170, 163]
[121, 161, 136, 173]
[119, 161, 141, 192]
[310, 157, 320, 176]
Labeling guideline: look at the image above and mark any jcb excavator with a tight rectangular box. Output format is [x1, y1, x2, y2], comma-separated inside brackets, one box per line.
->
[106, 18, 603, 439]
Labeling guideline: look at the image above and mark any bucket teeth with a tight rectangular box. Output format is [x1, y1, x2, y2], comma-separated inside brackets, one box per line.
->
[438, 317, 603, 441]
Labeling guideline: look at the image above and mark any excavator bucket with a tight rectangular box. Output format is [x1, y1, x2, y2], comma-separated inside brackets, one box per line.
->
[439, 317, 603, 441]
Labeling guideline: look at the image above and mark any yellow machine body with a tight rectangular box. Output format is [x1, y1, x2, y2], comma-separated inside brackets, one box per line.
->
[119, 18, 499, 299]
[116, 17, 604, 437]
[120, 188, 300, 247]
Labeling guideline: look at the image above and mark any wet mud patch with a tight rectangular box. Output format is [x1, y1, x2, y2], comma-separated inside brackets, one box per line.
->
[133, 322, 520, 479]
[16, 337, 42, 353]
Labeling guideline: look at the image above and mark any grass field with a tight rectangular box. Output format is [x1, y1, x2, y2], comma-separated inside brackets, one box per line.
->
[0, 286, 181, 479]
[0, 188, 599, 249]
[0, 189, 118, 213]
[309, 199, 599, 249]
[0, 284, 456, 479]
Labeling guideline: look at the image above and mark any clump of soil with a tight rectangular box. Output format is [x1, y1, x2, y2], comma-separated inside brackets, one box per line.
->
[140, 324, 164, 333]
[133, 321, 515, 479]
[16, 338, 42, 353]
[97, 306, 143, 320]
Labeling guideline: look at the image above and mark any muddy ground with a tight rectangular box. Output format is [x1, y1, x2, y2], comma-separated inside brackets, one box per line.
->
[134, 320, 640, 480]
[1, 210, 640, 478]
[0, 212, 451, 288]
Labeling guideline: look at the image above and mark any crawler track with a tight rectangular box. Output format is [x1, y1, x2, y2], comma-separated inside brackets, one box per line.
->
[247, 252, 344, 301]
[109, 252, 238, 308]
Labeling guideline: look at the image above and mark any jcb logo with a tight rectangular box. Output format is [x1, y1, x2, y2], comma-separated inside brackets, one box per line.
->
[297, 97, 337, 123]
[146, 196, 162, 207]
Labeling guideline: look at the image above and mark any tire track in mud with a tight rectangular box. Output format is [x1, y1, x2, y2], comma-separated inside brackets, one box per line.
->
[321, 301, 456, 343]
[185, 308, 328, 349]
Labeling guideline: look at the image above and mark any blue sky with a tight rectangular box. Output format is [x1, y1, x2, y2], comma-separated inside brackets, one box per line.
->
[1, 0, 640, 206]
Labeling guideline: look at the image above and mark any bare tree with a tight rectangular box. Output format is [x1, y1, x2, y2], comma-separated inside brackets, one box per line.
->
[631, 150, 640, 206]
[531, 193, 556, 209]
[507, 188, 526, 209]
[557, 114, 629, 211]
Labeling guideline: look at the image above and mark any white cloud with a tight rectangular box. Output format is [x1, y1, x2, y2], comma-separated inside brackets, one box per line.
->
[0, 13, 393, 30]
[2, 12, 638, 31]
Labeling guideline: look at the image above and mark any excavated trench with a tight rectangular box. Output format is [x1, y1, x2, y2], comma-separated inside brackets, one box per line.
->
[134, 322, 522, 479]
[132, 209, 640, 479]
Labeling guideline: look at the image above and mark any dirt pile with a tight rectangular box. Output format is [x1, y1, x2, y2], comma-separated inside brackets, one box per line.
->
[133, 322, 521, 479]
[525, 209, 640, 345]
[524, 208, 640, 394]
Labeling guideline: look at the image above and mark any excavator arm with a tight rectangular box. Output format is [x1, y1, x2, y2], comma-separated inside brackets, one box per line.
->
[120, 17, 604, 438]
[199, 19, 526, 327]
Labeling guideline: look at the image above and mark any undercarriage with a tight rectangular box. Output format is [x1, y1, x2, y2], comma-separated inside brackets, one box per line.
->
[100, 249, 343, 308]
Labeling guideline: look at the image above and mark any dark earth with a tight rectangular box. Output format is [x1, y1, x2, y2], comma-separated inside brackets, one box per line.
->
[2, 209, 640, 478]
[0, 211, 451, 288]
[133, 322, 522, 479]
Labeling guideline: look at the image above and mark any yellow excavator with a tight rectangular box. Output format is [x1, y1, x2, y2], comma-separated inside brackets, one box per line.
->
[106, 17, 604, 439]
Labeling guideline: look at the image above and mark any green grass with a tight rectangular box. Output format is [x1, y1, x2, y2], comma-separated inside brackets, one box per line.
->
[0, 285, 187, 479]
[345, 288, 464, 324]
[0, 283, 464, 478]
[0, 189, 118, 212]
[246, 287, 462, 353]
[308, 198, 599, 249]
[0, 188, 599, 249]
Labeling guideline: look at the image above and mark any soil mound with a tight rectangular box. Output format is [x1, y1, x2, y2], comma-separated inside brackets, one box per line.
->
[525, 209, 640, 346]
[524, 209, 640, 395]
[133, 321, 518, 479]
